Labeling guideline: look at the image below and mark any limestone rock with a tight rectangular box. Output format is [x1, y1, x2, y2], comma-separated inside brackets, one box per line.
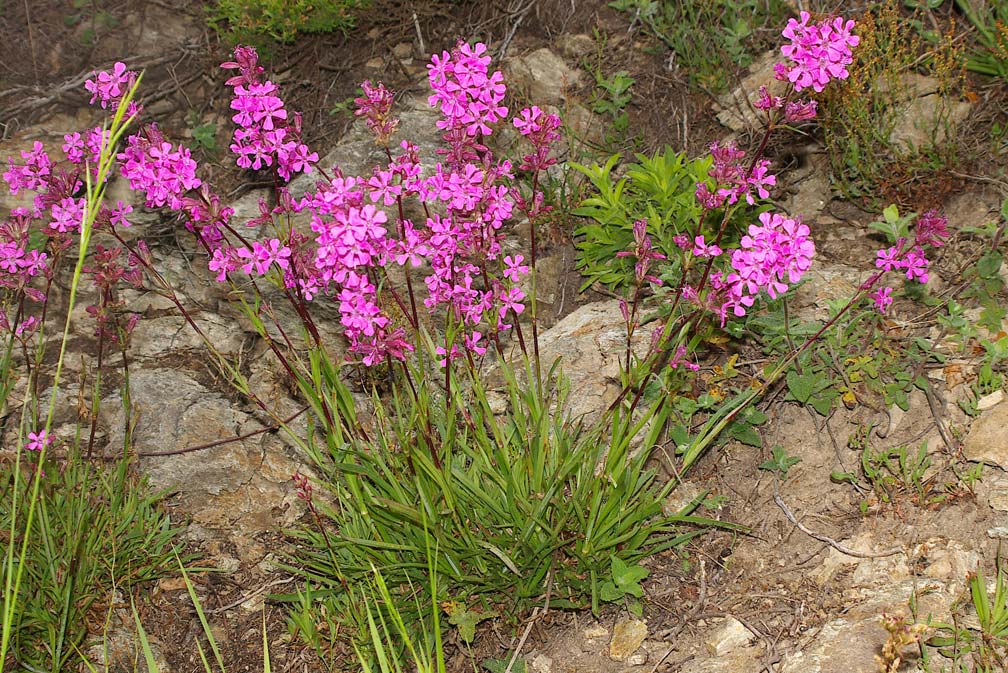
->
[529, 299, 650, 422]
[963, 401, 1008, 470]
[102, 369, 310, 537]
[557, 34, 595, 60]
[780, 580, 956, 673]
[715, 50, 786, 132]
[288, 88, 442, 202]
[704, 617, 755, 656]
[609, 618, 648, 661]
[792, 261, 862, 323]
[506, 49, 582, 105]
[887, 75, 972, 150]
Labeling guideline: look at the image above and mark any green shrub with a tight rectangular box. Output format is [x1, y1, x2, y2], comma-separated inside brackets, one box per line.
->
[572, 147, 759, 292]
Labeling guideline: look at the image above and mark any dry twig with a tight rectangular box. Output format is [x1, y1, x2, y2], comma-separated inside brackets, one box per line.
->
[773, 489, 903, 558]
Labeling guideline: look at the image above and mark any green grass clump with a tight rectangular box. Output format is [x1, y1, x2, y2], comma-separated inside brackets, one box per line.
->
[0, 452, 176, 671]
[209, 0, 369, 47]
[280, 352, 721, 655]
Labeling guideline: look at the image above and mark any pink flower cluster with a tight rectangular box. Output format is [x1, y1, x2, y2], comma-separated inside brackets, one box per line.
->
[3, 142, 52, 207]
[28, 44, 556, 368]
[118, 124, 201, 209]
[428, 41, 508, 137]
[870, 210, 949, 313]
[222, 46, 319, 180]
[704, 212, 814, 324]
[776, 12, 859, 93]
[0, 211, 50, 339]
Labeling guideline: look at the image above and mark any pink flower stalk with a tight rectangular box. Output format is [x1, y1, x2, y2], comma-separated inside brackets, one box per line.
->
[778, 12, 859, 93]
[914, 209, 950, 248]
[669, 345, 700, 372]
[867, 210, 948, 313]
[707, 141, 777, 206]
[221, 46, 318, 180]
[616, 219, 666, 286]
[355, 80, 399, 145]
[513, 106, 562, 172]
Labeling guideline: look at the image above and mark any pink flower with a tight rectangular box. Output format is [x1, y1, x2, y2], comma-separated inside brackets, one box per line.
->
[902, 248, 929, 284]
[875, 245, 902, 272]
[110, 200, 133, 227]
[62, 132, 85, 163]
[26, 429, 52, 452]
[503, 254, 529, 282]
[498, 285, 525, 320]
[49, 197, 86, 235]
[692, 235, 723, 258]
[871, 286, 893, 313]
[784, 99, 818, 122]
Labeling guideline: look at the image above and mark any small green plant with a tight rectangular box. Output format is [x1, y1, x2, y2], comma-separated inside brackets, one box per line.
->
[833, 430, 978, 513]
[0, 451, 176, 671]
[208, 0, 369, 47]
[908, 0, 1008, 81]
[188, 112, 219, 152]
[591, 68, 635, 137]
[820, 2, 968, 207]
[758, 445, 802, 480]
[598, 556, 649, 616]
[64, 0, 119, 47]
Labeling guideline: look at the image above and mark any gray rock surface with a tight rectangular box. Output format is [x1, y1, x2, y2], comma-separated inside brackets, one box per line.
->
[521, 299, 650, 422]
[506, 48, 583, 105]
[963, 401, 1008, 470]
